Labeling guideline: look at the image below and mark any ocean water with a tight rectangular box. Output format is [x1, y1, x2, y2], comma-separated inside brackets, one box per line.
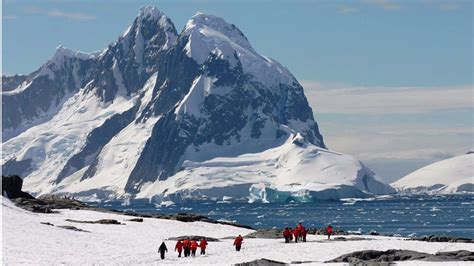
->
[91, 194, 474, 238]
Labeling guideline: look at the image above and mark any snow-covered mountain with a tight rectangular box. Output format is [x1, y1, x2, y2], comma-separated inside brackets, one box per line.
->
[392, 153, 473, 194]
[2, 6, 394, 203]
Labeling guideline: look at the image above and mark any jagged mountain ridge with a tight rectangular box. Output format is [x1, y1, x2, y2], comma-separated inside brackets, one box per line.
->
[2, 6, 393, 202]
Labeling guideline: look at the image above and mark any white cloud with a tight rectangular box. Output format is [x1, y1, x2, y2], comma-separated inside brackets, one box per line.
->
[3, 15, 18, 20]
[301, 81, 473, 114]
[47, 10, 96, 21]
[363, 0, 401, 10]
[22, 5, 95, 21]
[338, 4, 359, 14]
[320, 122, 472, 161]
[439, 3, 460, 11]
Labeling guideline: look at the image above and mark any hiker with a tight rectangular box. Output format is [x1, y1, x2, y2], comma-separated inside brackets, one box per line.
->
[158, 242, 168, 260]
[233, 234, 244, 251]
[175, 240, 183, 257]
[183, 238, 190, 257]
[199, 238, 208, 255]
[190, 240, 198, 256]
[283, 227, 291, 243]
[327, 224, 333, 240]
[302, 227, 307, 242]
[296, 223, 303, 242]
[293, 227, 299, 243]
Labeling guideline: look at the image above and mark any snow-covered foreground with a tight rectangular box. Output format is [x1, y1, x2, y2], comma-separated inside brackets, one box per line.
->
[2, 199, 473, 265]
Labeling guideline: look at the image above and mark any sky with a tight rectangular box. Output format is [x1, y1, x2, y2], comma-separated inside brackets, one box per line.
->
[2, 0, 473, 182]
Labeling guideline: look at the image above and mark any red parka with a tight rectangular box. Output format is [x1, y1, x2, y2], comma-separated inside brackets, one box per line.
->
[175, 241, 183, 252]
[327, 225, 333, 234]
[283, 228, 291, 238]
[199, 239, 208, 250]
[234, 235, 243, 246]
[302, 227, 307, 238]
[190, 240, 198, 251]
[183, 239, 190, 249]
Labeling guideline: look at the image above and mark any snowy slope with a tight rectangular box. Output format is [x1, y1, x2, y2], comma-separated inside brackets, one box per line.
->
[3, 198, 472, 265]
[137, 134, 394, 204]
[2, 6, 394, 202]
[392, 154, 474, 194]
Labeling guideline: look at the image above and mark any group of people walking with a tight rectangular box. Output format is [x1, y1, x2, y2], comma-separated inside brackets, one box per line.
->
[283, 223, 334, 243]
[174, 238, 208, 258]
[157, 235, 245, 260]
[157, 224, 335, 260]
[283, 223, 308, 243]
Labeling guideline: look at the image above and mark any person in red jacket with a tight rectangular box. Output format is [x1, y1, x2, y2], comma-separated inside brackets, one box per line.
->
[199, 238, 208, 255]
[175, 240, 183, 257]
[296, 223, 304, 242]
[183, 238, 190, 257]
[283, 227, 291, 243]
[293, 228, 299, 243]
[190, 240, 198, 256]
[233, 234, 244, 251]
[302, 227, 308, 242]
[327, 224, 334, 240]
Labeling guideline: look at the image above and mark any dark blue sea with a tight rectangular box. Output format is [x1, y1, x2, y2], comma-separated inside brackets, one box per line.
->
[90, 194, 474, 238]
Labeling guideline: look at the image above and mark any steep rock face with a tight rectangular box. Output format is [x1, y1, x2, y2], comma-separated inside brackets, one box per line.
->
[2, 6, 393, 202]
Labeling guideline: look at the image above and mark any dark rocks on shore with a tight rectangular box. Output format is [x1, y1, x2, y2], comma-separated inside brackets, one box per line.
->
[65, 219, 122, 225]
[326, 249, 474, 263]
[246, 229, 282, 239]
[11, 195, 88, 213]
[168, 235, 220, 242]
[410, 235, 473, 243]
[234, 258, 289, 266]
[245, 227, 347, 239]
[2, 175, 35, 199]
[127, 218, 144, 222]
[56, 225, 90, 233]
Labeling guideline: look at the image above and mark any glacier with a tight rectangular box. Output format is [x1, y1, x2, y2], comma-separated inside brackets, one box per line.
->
[2, 6, 395, 203]
[391, 153, 474, 194]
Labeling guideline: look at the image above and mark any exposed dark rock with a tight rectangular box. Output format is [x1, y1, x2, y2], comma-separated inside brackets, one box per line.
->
[65, 219, 122, 225]
[11, 198, 54, 213]
[369, 230, 380, 236]
[167, 235, 220, 242]
[2, 175, 35, 199]
[246, 229, 282, 239]
[409, 235, 474, 243]
[234, 258, 288, 266]
[308, 227, 347, 236]
[10, 194, 88, 213]
[127, 218, 144, 222]
[326, 249, 474, 263]
[57, 225, 90, 233]
[40, 222, 54, 226]
[245, 227, 347, 239]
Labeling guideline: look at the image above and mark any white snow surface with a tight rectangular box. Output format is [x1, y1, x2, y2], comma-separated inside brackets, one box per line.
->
[2, 198, 472, 265]
[183, 12, 295, 86]
[1, 86, 136, 196]
[138, 135, 394, 203]
[392, 153, 474, 194]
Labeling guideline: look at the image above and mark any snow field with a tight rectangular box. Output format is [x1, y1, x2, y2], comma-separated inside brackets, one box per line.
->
[3, 199, 473, 265]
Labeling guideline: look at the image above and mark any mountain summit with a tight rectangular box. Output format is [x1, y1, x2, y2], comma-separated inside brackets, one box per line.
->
[2, 7, 394, 202]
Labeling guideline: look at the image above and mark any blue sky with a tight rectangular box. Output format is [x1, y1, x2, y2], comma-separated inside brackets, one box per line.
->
[2, 0, 473, 182]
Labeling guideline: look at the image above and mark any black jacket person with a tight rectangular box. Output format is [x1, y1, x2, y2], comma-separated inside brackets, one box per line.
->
[158, 242, 168, 260]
